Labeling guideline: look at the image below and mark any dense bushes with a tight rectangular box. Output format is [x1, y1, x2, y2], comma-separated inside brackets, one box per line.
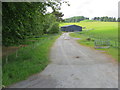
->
[48, 22, 59, 34]
[2, 2, 61, 46]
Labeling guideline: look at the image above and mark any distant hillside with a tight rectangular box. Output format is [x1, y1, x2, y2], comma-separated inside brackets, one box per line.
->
[64, 16, 89, 23]
[64, 16, 118, 22]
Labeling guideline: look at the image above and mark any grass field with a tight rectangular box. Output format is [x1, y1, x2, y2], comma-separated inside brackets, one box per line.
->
[2, 34, 60, 86]
[80, 20, 101, 22]
[60, 22, 119, 61]
[60, 22, 118, 40]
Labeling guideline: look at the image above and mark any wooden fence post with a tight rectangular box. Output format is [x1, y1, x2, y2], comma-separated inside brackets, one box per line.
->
[6, 55, 8, 64]
[16, 50, 18, 58]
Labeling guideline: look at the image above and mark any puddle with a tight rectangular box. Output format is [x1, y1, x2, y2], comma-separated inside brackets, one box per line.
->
[73, 38, 81, 40]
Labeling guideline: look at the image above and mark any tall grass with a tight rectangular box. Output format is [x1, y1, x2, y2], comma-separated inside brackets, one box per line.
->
[2, 34, 60, 86]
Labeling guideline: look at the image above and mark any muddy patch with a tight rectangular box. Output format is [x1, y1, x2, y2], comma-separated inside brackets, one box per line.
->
[75, 56, 80, 58]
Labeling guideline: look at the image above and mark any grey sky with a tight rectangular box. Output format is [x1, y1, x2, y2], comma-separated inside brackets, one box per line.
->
[60, 0, 119, 19]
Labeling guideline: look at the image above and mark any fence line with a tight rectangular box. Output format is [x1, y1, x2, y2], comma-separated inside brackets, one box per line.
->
[80, 31, 119, 48]
[3, 36, 54, 64]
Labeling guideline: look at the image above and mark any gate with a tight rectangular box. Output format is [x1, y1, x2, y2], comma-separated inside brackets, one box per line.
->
[94, 40, 110, 49]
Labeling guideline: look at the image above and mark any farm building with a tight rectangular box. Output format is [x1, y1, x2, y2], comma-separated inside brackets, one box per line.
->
[61, 25, 82, 32]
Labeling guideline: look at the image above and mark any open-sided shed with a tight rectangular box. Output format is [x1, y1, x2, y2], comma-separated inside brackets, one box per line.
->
[61, 25, 82, 32]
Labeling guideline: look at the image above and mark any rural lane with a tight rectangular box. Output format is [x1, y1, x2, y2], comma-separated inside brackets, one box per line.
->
[9, 33, 118, 88]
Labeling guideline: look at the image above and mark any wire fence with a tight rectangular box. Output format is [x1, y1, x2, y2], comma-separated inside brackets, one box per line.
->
[2, 35, 55, 65]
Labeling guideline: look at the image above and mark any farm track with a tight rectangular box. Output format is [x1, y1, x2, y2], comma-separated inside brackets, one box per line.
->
[9, 33, 118, 88]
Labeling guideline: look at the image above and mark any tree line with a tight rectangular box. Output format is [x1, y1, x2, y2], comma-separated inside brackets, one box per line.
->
[64, 16, 89, 22]
[64, 16, 119, 22]
[2, 1, 67, 46]
[92, 16, 118, 22]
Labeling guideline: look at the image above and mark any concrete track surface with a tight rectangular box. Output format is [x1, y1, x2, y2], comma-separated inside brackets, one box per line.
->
[9, 33, 118, 88]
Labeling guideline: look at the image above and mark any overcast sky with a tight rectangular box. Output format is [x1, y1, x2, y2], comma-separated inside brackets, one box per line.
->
[59, 0, 119, 19]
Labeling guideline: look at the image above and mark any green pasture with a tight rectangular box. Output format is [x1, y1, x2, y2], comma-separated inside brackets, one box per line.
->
[60, 22, 118, 42]
[80, 20, 101, 22]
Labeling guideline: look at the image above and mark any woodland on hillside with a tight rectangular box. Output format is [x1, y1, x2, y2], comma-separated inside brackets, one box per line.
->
[64, 16, 119, 22]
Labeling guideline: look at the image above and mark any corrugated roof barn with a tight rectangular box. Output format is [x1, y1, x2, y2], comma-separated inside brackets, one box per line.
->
[61, 25, 82, 32]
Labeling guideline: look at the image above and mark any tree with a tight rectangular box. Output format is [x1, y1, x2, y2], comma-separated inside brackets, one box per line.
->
[92, 16, 117, 22]
[117, 18, 120, 22]
[64, 16, 89, 22]
[43, 14, 57, 34]
[52, 11, 64, 22]
[2, 1, 65, 46]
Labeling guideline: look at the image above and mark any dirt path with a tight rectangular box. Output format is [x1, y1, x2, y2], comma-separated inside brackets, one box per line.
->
[9, 33, 118, 88]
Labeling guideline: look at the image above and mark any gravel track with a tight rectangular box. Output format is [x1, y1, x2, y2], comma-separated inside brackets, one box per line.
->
[9, 33, 118, 88]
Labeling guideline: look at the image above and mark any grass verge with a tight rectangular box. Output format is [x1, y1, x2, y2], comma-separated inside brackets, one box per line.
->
[70, 32, 118, 61]
[2, 34, 60, 86]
